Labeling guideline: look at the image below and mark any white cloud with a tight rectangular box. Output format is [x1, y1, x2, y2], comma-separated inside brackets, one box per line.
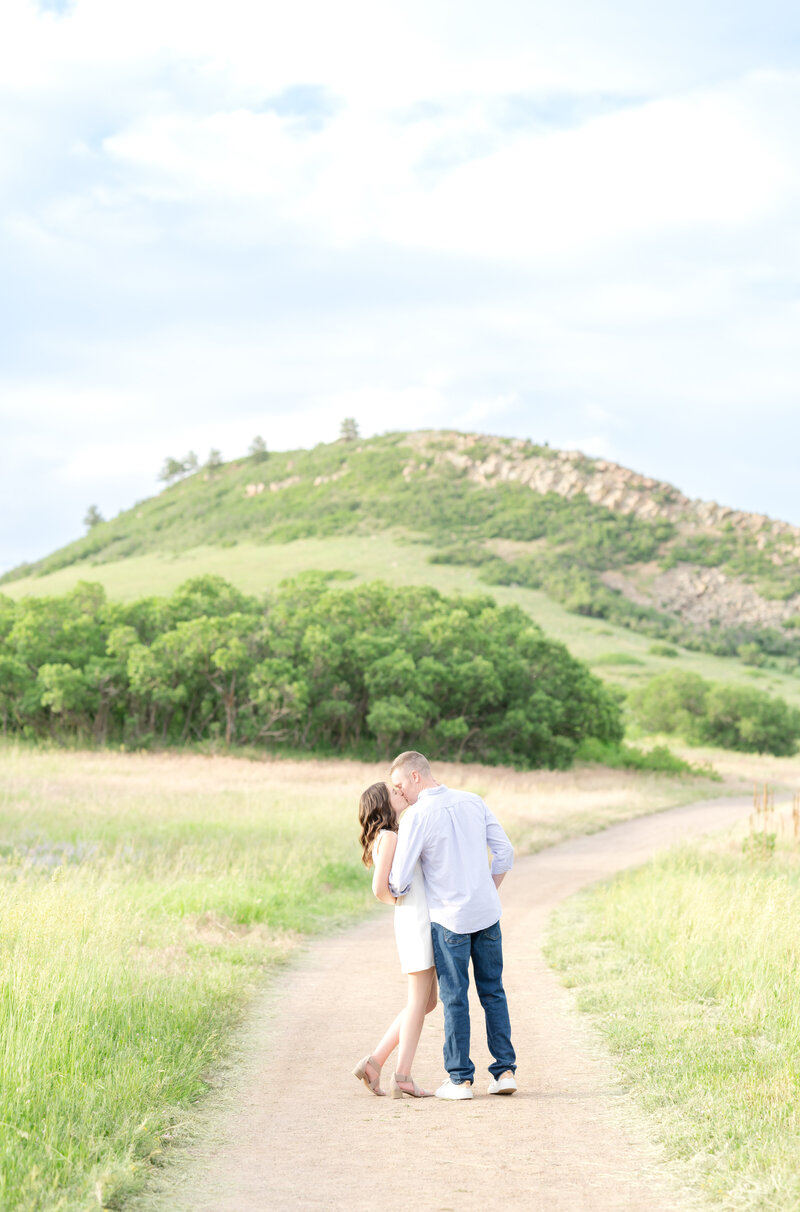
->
[555, 433, 616, 459]
[68, 64, 798, 273]
[379, 75, 795, 262]
[2, 0, 800, 572]
[0, 0, 660, 109]
[452, 393, 521, 430]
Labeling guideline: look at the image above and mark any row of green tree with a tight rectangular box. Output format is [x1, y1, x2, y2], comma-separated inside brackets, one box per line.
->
[155, 419, 361, 489]
[82, 420, 362, 535]
[0, 574, 623, 768]
[627, 670, 800, 756]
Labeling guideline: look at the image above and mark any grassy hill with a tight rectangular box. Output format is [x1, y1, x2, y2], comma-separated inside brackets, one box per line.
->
[4, 429, 800, 705]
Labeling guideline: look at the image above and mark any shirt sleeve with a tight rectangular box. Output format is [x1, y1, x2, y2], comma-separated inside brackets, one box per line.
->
[485, 804, 514, 875]
[389, 810, 427, 897]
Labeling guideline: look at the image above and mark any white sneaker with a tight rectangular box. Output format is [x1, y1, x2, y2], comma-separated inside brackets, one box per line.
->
[435, 1078, 473, 1101]
[487, 1070, 517, 1095]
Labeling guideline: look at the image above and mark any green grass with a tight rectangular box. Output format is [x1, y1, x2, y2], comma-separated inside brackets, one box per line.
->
[0, 742, 731, 1210]
[0, 746, 375, 1211]
[590, 651, 646, 667]
[545, 831, 800, 1209]
[6, 535, 800, 710]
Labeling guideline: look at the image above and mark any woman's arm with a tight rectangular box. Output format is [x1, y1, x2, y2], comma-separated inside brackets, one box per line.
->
[372, 831, 398, 905]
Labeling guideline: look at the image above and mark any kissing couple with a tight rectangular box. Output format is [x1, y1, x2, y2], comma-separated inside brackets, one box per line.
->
[353, 750, 518, 1101]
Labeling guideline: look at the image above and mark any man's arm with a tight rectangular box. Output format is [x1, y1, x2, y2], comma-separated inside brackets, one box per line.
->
[485, 805, 514, 880]
[389, 810, 427, 897]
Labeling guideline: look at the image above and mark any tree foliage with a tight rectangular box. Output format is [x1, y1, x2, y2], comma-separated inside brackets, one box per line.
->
[158, 453, 198, 484]
[248, 436, 268, 463]
[83, 505, 104, 530]
[696, 684, 800, 756]
[627, 669, 800, 756]
[0, 575, 623, 767]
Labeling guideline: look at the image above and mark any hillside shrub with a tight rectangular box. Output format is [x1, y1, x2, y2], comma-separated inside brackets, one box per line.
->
[575, 737, 703, 775]
[627, 669, 800, 756]
[736, 642, 766, 667]
[592, 652, 645, 666]
[627, 670, 708, 737]
[693, 684, 800, 756]
[0, 575, 623, 769]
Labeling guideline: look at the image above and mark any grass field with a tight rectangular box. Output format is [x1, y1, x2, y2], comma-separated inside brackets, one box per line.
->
[5, 534, 800, 711]
[0, 742, 731, 1211]
[545, 782, 800, 1210]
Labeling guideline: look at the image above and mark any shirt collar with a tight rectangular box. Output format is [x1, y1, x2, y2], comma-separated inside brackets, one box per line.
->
[418, 784, 447, 800]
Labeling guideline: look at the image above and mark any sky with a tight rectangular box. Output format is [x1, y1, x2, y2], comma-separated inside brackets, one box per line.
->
[1, 0, 799, 573]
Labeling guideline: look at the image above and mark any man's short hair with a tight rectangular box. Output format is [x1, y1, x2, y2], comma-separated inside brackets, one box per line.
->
[390, 750, 432, 780]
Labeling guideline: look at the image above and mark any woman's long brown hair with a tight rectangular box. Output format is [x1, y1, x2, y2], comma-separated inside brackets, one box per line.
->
[358, 782, 398, 867]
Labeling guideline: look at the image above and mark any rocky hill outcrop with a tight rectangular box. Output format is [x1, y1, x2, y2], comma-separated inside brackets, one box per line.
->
[400, 431, 800, 634]
[405, 431, 800, 555]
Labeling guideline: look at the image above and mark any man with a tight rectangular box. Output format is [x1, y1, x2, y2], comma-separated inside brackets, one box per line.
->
[388, 750, 517, 1101]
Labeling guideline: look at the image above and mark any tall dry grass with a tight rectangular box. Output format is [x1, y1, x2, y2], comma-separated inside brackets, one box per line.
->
[546, 786, 800, 1210]
[0, 743, 725, 1210]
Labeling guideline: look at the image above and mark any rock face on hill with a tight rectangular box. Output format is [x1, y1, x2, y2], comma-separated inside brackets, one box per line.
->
[401, 431, 800, 634]
[603, 565, 797, 633]
[405, 431, 800, 551]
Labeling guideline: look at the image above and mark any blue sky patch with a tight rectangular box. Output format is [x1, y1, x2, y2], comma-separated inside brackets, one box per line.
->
[258, 85, 341, 133]
[37, 0, 73, 14]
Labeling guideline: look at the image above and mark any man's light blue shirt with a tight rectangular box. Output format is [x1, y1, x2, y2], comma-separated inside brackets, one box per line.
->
[389, 784, 514, 934]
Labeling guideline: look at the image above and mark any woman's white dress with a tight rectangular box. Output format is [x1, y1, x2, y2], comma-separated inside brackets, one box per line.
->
[375, 830, 434, 974]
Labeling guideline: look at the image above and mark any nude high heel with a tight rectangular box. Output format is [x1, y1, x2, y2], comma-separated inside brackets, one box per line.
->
[352, 1055, 385, 1096]
[390, 1072, 433, 1099]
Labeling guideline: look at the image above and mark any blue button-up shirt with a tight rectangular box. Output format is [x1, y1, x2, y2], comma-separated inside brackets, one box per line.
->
[389, 784, 514, 934]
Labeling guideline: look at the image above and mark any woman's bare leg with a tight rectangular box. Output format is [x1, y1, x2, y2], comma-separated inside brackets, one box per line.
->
[370, 1010, 404, 1073]
[396, 968, 437, 1079]
[364, 970, 437, 1089]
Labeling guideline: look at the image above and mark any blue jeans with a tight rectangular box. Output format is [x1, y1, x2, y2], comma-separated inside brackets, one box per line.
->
[430, 920, 516, 1084]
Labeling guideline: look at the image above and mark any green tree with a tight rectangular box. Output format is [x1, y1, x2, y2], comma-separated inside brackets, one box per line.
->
[206, 449, 223, 472]
[247, 658, 308, 740]
[152, 614, 256, 745]
[0, 573, 625, 766]
[125, 639, 188, 742]
[183, 451, 199, 473]
[628, 670, 800, 756]
[0, 652, 30, 733]
[340, 418, 359, 442]
[36, 662, 94, 735]
[248, 436, 269, 463]
[694, 684, 800, 756]
[83, 505, 104, 530]
[168, 574, 254, 623]
[158, 457, 185, 484]
[627, 670, 708, 736]
[737, 642, 765, 667]
[367, 696, 428, 754]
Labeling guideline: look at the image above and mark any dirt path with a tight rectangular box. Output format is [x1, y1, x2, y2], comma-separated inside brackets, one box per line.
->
[141, 795, 752, 1212]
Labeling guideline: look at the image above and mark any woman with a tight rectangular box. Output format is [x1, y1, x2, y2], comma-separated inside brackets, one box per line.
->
[352, 782, 437, 1099]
